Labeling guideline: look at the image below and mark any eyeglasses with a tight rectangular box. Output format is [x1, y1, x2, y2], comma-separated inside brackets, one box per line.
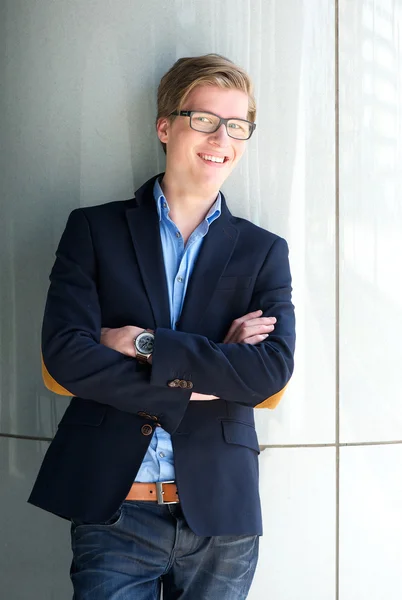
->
[170, 110, 256, 140]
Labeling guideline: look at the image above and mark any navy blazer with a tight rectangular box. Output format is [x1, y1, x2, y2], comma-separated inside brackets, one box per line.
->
[28, 174, 296, 536]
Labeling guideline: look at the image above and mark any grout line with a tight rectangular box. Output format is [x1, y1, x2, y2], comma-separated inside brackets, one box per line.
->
[260, 443, 336, 449]
[340, 440, 402, 447]
[259, 440, 402, 450]
[0, 432, 53, 443]
[335, 1, 340, 599]
[2, 432, 402, 448]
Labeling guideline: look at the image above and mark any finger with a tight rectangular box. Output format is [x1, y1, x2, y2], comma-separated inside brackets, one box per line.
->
[243, 333, 269, 345]
[226, 314, 276, 340]
[238, 317, 276, 327]
[224, 318, 276, 343]
[237, 312, 276, 323]
[224, 322, 275, 344]
[235, 323, 275, 341]
[224, 310, 263, 342]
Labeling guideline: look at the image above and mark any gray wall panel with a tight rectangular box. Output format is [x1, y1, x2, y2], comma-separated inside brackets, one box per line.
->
[0, 0, 336, 448]
[0, 438, 71, 599]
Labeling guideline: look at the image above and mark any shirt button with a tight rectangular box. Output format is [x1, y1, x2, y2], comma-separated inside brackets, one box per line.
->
[141, 424, 153, 436]
[176, 232, 181, 238]
[177, 276, 183, 283]
[163, 202, 167, 209]
[159, 452, 165, 458]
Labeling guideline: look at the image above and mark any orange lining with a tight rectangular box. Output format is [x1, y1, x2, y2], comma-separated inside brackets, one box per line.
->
[41, 355, 72, 396]
[255, 384, 288, 409]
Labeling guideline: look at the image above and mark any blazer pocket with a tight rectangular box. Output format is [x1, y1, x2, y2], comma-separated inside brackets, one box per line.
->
[215, 276, 252, 290]
[221, 420, 260, 453]
[58, 397, 107, 427]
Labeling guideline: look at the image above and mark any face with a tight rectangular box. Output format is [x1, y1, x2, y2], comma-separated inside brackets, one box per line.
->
[157, 85, 251, 194]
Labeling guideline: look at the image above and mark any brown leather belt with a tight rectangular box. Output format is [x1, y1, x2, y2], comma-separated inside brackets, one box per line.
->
[125, 481, 180, 504]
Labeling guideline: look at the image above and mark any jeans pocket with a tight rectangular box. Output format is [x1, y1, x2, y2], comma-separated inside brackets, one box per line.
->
[71, 505, 124, 530]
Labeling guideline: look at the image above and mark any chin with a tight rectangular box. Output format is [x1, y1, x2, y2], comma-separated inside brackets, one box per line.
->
[198, 173, 226, 190]
[198, 164, 230, 180]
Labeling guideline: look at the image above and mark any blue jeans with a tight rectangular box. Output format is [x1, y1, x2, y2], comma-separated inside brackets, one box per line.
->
[70, 500, 259, 599]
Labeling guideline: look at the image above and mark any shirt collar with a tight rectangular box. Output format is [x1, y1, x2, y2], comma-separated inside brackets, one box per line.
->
[153, 177, 221, 225]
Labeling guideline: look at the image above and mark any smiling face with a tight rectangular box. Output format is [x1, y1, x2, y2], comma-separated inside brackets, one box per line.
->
[156, 85, 251, 195]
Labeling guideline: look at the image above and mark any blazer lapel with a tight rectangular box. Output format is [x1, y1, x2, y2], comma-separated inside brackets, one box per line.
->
[179, 196, 239, 332]
[125, 175, 171, 329]
[126, 178, 239, 333]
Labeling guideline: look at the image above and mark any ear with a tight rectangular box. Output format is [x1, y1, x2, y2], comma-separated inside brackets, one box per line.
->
[156, 117, 170, 144]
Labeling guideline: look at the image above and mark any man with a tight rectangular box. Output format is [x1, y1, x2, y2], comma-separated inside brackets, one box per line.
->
[29, 54, 295, 599]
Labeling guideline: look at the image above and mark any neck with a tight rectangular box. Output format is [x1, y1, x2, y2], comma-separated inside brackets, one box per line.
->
[160, 174, 219, 233]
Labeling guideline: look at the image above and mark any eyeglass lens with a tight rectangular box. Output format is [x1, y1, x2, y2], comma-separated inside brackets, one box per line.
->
[190, 112, 252, 140]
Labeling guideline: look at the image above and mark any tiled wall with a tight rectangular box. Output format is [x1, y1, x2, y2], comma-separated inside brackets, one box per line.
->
[1, 1, 401, 598]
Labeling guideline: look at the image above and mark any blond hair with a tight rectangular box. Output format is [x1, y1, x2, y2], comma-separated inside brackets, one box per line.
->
[156, 53, 256, 153]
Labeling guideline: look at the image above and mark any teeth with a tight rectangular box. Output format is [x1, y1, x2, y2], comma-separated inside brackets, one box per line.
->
[199, 154, 225, 163]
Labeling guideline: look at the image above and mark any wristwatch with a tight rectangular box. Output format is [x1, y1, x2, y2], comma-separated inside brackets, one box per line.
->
[134, 330, 155, 363]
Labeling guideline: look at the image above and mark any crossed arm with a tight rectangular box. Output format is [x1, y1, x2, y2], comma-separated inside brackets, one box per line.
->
[42, 209, 295, 431]
[100, 310, 277, 401]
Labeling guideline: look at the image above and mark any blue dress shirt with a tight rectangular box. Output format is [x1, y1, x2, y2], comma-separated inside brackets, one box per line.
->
[134, 178, 221, 482]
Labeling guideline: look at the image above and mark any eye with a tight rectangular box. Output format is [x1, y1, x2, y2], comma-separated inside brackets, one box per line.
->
[229, 121, 247, 132]
[196, 115, 213, 124]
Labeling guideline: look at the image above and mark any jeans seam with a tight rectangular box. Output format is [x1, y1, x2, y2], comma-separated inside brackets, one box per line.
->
[239, 535, 259, 599]
[162, 508, 179, 575]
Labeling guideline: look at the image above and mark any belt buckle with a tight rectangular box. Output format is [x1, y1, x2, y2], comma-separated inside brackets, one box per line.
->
[156, 481, 178, 505]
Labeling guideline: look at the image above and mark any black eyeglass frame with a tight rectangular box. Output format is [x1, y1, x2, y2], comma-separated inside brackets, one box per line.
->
[170, 110, 256, 140]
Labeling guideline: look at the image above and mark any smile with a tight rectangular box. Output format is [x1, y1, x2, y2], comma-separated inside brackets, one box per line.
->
[198, 153, 230, 166]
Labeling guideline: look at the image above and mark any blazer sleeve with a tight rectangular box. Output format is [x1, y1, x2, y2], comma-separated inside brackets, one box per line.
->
[151, 236, 296, 408]
[41, 208, 191, 434]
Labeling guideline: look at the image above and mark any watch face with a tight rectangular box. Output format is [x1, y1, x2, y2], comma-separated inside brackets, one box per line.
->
[136, 332, 154, 355]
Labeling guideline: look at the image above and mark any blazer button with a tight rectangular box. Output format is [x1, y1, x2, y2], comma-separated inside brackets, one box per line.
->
[141, 424, 153, 436]
[179, 380, 187, 388]
[138, 411, 158, 421]
[168, 379, 180, 388]
[187, 381, 193, 389]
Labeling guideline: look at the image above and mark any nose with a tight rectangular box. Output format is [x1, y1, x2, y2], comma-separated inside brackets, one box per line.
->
[210, 123, 230, 146]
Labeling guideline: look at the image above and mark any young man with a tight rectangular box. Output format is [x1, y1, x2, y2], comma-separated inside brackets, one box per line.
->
[29, 54, 295, 599]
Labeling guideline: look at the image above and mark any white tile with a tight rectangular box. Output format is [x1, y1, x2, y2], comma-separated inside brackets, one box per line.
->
[339, 444, 402, 600]
[339, 0, 402, 442]
[0, 438, 71, 599]
[249, 447, 336, 600]
[246, 0, 336, 445]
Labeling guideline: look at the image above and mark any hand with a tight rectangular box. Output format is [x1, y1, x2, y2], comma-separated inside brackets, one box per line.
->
[100, 325, 144, 357]
[190, 310, 276, 402]
[223, 310, 276, 345]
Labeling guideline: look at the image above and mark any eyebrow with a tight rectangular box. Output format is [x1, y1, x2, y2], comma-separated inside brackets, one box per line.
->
[189, 109, 249, 121]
